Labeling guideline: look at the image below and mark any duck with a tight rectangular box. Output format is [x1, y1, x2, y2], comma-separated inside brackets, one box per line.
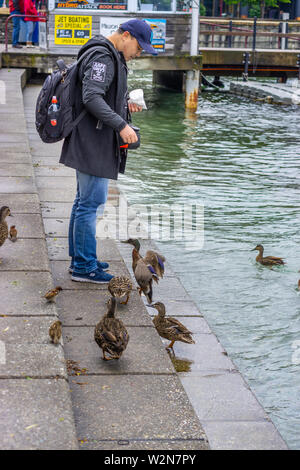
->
[149, 302, 195, 351]
[49, 320, 62, 344]
[9, 225, 17, 242]
[94, 296, 129, 361]
[252, 244, 285, 266]
[108, 276, 133, 305]
[0, 206, 12, 248]
[122, 238, 165, 280]
[133, 254, 155, 304]
[44, 286, 62, 302]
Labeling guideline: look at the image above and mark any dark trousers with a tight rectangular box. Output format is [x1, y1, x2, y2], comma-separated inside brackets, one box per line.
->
[12, 11, 22, 46]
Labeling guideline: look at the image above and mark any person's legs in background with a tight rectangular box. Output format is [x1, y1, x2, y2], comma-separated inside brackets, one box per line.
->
[26, 20, 34, 47]
[12, 12, 22, 47]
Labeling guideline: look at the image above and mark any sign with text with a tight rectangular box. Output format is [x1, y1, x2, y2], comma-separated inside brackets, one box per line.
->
[144, 18, 166, 52]
[54, 15, 92, 45]
[55, 1, 127, 10]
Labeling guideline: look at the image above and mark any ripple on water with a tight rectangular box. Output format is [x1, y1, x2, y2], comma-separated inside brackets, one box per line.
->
[119, 73, 300, 449]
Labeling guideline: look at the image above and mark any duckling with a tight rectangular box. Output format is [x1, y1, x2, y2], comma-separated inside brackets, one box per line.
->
[108, 276, 133, 305]
[252, 244, 285, 266]
[9, 225, 17, 242]
[149, 302, 195, 351]
[0, 206, 12, 248]
[44, 286, 62, 302]
[94, 297, 129, 361]
[49, 320, 62, 344]
[122, 238, 165, 280]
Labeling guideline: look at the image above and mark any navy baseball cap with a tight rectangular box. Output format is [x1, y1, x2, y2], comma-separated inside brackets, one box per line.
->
[120, 19, 158, 55]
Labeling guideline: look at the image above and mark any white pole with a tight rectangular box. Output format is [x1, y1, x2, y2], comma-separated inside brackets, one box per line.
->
[190, 0, 199, 56]
[185, 1, 200, 110]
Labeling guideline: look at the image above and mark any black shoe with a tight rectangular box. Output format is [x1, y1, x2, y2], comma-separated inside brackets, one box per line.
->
[12, 44, 23, 49]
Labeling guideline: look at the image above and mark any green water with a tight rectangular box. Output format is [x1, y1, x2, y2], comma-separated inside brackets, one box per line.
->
[119, 72, 300, 449]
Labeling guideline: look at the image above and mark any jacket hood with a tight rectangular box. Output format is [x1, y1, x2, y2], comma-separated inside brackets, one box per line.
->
[77, 35, 116, 60]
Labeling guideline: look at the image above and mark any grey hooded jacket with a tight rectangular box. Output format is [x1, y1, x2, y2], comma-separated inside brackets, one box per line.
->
[59, 35, 129, 179]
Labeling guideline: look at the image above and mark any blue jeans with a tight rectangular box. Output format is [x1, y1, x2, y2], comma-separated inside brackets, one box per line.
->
[12, 11, 22, 46]
[26, 21, 34, 42]
[69, 170, 109, 274]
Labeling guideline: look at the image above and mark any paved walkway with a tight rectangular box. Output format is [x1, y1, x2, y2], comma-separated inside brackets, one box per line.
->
[0, 68, 289, 450]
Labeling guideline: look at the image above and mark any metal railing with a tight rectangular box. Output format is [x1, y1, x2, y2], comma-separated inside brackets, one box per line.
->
[5, 13, 47, 53]
[199, 17, 300, 50]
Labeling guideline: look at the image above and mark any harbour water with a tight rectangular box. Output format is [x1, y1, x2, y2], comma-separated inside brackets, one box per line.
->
[119, 72, 300, 449]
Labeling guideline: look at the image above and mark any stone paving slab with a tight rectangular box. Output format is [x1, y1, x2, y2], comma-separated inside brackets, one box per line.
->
[69, 375, 208, 443]
[43, 217, 68, 237]
[79, 439, 208, 450]
[0, 152, 32, 164]
[0, 271, 56, 316]
[41, 202, 73, 219]
[155, 333, 235, 373]
[46, 237, 122, 262]
[0, 379, 78, 450]
[63, 326, 174, 375]
[0, 194, 40, 213]
[35, 176, 76, 190]
[0, 239, 50, 271]
[201, 420, 288, 450]
[50, 260, 131, 290]
[35, 165, 76, 177]
[2, 213, 45, 238]
[0, 134, 30, 144]
[0, 176, 36, 193]
[56, 286, 153, 327]
[0, 163, 33, 177]
[0, 343, 67, 378]
[0, 144, 30, 153]
[180, 371, 268, 422]
[0, 316, 59, 343]
[39, 188, 76, 202]
[32, 156, 65, 166]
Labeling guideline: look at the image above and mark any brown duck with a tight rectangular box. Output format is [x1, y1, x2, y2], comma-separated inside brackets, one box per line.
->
[0, 206, 12, 248]
[149, 302, 195, 351]
[108, 276, 133, 305]
[122, 238, 165, 280]
[94, 297, 129, 361]
[252, 244, 285, 266]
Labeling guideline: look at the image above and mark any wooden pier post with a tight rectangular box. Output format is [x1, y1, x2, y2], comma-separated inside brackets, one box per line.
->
[185, 0, 200, 111]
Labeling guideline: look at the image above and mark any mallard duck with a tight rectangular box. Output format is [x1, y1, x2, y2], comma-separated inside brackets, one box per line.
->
[252, 244, 285, 266]
[131, 249, 155, 303]
[9, 225, 17, 242]
[44, 286, 62, 302]
[0, 206, 12, 248]
[49, 320, 62, 344]
[108, 276, 133, 305]
[149, 302, 195, 351]
[94, 296, 129, 361]
[122, 238, 165, 280]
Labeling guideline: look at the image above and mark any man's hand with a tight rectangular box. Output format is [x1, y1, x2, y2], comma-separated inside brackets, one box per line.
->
[128, 102, 143, 113]
[119, 124, 138, 144]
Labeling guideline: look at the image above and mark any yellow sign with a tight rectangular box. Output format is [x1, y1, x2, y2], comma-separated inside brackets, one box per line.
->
[55, 15, 92, 45]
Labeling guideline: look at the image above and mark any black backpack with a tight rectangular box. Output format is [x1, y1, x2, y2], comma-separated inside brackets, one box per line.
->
[35, 46, 101, 143]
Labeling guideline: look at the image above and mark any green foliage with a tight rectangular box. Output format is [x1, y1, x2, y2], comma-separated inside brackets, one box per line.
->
[223, 0, 291, 16]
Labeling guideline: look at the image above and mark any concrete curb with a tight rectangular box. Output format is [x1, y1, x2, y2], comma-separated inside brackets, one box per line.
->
[0, 68, 78, 449]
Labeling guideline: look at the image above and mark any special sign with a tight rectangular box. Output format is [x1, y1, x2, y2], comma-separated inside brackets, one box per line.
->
[55, 15, 92, 45]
